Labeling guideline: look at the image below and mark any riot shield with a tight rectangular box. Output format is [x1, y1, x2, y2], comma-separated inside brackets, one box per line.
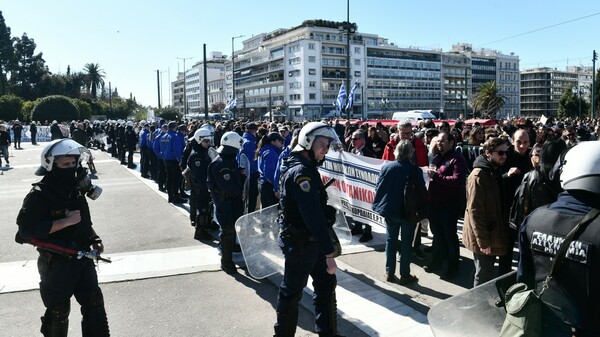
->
[235, 204, 352, 279]
[428, 271, 516, 337]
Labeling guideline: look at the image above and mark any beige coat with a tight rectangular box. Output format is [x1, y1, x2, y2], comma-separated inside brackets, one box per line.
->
[462, 165, 508, 256]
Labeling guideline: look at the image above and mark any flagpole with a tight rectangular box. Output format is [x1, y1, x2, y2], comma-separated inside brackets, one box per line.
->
[345, 0, 351, 120]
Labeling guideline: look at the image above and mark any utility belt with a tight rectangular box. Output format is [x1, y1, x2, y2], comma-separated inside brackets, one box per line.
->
[280, 223, 315, 248]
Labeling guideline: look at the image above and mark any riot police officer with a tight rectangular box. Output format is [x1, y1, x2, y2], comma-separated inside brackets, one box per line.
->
[207, 131, 244, 275]
[274, 122, 343, 337]
[15, 139, 109, 337]
[187, 128, 214, 240]
[517, 141, 600, 336]
[125, 121, 138, 169]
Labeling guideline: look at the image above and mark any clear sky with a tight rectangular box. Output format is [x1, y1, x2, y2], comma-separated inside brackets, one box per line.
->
[2, 0, 599, 107]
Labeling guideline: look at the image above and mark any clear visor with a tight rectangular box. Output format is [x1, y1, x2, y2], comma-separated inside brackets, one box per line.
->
[312, 127, 343, 152]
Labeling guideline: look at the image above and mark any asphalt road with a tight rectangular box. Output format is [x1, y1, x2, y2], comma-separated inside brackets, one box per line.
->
[0, 142, 484, 337]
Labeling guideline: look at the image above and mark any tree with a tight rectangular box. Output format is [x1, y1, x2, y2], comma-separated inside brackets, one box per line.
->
[211, 102, 226, 114]
[9, 33, 48, 101]
[157, 106, 181, 121]
[473, 81, 506, 118]
[557, 86, 578, 119]
[0, 94, 23, 121]
[0, 11, 15, 96]
[73, 98, 92, 120]
[31, 95, 79, 122]
[83, 63, 105, 99]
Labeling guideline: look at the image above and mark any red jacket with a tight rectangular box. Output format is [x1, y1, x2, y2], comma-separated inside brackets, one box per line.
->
[382, 136, 429, 167]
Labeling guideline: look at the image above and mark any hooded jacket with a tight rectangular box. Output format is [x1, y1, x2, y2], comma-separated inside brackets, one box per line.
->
[462, 154, 509, 256]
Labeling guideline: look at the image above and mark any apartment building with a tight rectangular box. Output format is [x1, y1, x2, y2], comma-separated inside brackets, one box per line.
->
[520, 67, 578, 117]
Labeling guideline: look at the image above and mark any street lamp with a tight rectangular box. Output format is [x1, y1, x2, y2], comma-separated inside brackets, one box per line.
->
[177, 56, 193, 116]
[231, 34, 245, 118]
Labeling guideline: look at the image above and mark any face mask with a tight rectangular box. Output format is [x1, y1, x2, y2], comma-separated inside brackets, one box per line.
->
[51, 167, 78, 185]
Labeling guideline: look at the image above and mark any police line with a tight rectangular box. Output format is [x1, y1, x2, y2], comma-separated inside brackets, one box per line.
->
[319, 144, 484, 228]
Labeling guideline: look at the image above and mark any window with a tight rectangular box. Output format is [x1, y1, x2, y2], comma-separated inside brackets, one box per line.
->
[308, 68, 316, 75]
[354, 47, 361, 54]
[289, 57, 301, 65]
[309, 93, 316, 100]
[289, 45, 300, 52]
[309, 81, 316, 87]
[289, 94, 301, 100]
[354, 71, 361, 77]
[289, 82, 301, 89]
[354, 59, 361, 66]
[309, 56, 316, 63]
[288, 69, 300, 77]
[308, 43, 315, 50]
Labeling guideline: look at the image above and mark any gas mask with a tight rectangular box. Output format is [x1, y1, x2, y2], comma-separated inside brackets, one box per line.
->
[75, 167, 103, 200]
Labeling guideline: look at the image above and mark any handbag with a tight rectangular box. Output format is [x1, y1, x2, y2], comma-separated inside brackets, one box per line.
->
[499, 208, 600, 337]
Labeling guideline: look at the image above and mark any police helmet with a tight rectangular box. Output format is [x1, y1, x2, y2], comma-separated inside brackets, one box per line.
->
[560, 141, 600, 195]
[200, 123, 215, 135]
[126, 121, 134, 127]
[217, 131, 243, 155]
[35, 139, 89, 176]
[292, 122, 340, 153]
[193, 128, 213, 143]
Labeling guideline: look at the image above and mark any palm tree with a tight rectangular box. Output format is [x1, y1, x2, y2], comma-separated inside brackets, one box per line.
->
[83, 63, 105, 99]
[473, 81, 507, 118]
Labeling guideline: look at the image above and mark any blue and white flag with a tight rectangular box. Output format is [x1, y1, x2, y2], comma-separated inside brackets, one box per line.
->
[335, 82, 346, 110]
[345, 82, 358, 111]
[224, 97, 237, 111]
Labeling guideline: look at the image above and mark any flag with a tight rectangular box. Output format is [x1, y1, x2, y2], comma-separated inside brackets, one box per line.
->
[345, 82, 358, 110]
[335, 82, 346, 110]
[224, 97, 237, 111]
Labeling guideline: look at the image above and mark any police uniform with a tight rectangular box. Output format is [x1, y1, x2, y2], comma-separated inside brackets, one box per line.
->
[207, 151, 244, 274]
[188, 143, 213, 240]
[518, 191, 600, 336]
[274, 153, 338, 337]
[125, 125, 138, 168]
[16, 168, 109, 336]
[160, 127, 185, 203]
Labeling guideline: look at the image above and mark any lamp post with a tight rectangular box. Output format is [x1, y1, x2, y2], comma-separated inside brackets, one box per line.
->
[231, 34, 245, 118]
[177, 56, 193, 116]
[593, 50, 597, 119]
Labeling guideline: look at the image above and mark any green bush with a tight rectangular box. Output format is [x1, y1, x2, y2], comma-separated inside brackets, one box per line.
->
[0, 94, 24, 121]
[73, 99, 92, 120]
[31, 95, 80, 122]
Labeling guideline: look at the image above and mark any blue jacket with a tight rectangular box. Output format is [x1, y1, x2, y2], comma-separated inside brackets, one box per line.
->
[160, 130, 183, 161]
[372, 159, 423, 220]
[258, 143, 283, 184]
[239, 132, 258, 173]
[273, 146, 292, 193]
[152, 129, 164, 159]
[139, 129, 150, 149]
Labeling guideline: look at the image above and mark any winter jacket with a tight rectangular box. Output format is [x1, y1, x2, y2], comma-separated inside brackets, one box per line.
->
[427, 148, 468, 206]
[381, 136, 428, 167]
[462, 155, 509, 256]
[372, 159, 425, 220]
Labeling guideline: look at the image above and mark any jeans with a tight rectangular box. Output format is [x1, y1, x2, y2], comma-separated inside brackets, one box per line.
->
[472, 253, 497, 287]
[385, 216, 415, 276]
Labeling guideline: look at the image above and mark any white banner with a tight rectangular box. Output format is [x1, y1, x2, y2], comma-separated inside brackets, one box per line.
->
[320, 150, 430, 228]
[320, 151, 387, 228]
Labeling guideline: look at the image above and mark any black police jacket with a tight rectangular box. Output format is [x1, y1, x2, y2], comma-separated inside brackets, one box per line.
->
[518, 192, 600, 334]
[278, 154, 334, 256]
[207, 153, 243, 202]
[188, 146, 211, 194]
[16, 175, 98, 251]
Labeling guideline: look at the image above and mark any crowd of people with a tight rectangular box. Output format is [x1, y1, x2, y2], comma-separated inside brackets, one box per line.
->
[9, 113, 600, 336]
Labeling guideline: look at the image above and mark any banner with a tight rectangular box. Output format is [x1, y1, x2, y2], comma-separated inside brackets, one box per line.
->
[319, 148, 483, 228]
[9, 125, 53, 142]
[319, 151, 387, 228]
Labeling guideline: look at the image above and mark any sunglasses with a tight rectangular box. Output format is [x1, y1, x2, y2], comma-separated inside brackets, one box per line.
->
[494, 150, 508, 156]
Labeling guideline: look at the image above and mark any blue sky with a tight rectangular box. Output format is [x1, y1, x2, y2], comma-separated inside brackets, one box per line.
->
[2, 0, 598, 107]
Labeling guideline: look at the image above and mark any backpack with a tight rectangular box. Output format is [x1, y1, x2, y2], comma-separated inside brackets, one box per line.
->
[403, 165, 428, 223]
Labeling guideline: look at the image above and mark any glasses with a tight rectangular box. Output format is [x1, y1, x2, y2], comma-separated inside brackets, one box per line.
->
[436, 139, 448, 143]
[494, 150, 508, 156]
